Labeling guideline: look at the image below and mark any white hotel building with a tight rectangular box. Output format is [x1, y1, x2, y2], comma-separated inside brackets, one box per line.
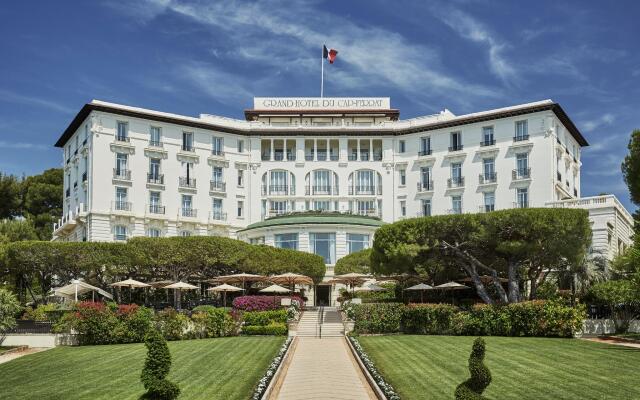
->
[53, 97, 633, 304]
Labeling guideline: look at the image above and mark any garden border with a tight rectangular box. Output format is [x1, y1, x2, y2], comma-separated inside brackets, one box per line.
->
[254, 336, 296, 400]
[346, 336, 400, 400]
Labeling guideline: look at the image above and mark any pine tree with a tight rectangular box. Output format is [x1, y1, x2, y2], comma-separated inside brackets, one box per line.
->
[455, 337, 492, 400]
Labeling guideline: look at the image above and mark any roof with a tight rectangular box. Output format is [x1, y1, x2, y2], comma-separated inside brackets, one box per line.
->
[55, 99, 588, 147]
[238, 212, 386, 232]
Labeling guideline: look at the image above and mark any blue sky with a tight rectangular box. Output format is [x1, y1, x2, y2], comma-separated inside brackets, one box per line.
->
[0, 0, 638, 210]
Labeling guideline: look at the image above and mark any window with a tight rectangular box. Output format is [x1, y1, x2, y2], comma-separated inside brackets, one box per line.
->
[451, 163, 462, 186]
[275, 233, 299, 250]
[482, 126, 494, 146]
[355, 200, 376, 216]
[347, 233, 369, 254]
[114, 225, 127, 241]
[181, 231, 192, 237]
[115, 153, 128, 178]
[398, 140, 406, 153]
[419, 137, 431, 155]
[420, 167, 431, 190]
[147, 228, 161, 238]
[483, 192, 495, 212]
[181, 195, 194, 217]
[182, 132, 194, 151]
[313, 200, 331, 211]
[149, 191, 161, 213]
[237, 201, 244, 218]
[212, 136, 224, 155]
[515, 120, 528, 141]
[421, 199, 431, 216]
[313, 170, 330, 193]
[84, 124, 89, 143]
[150, 126, 161, 146]
[249, 236, 265, 245]
[237, 139, 244, 153]
[237, 170, 244, 187]
[399, 169, 406, 186]
[452, 196, 462, 214]
[355, 170, 374, 194]
[115, 187, 128, 210]
[180, 162, 195, 186]
[116, 122, 128, 141]
[482, 158, 495, 182]
[400, 201, 406, 217]
[149, 158, 161, 183]
[450, 132, 462, 151]
[270, 200, 288, 215]
[212, 198, 224, 219]
[212, 166, 224, 186]
[516, 153, 529, 178]
[310, 233, 336, 264]
[517, 188, 529, 208]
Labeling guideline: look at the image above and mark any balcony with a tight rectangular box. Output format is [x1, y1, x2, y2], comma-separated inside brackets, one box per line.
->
[287, 152, 296, 161]
[418, 149, 432, 156]
[147, 204, 166, 215]
[348, 154, 358, 161]
[148, 140, 163, 148]
[329, 154, 339, 161]
[512, 168, 531, 180]
[416, 181, 434, 192]
[181, 144, 194, 152]
[479, 173, 497, 184]
[268, 185, 291, 195]
[180, 208, 198, 218]
[262, 153, 271, 161]
[268, 208, 290, 217]
[209, 180, 226, 192]
[360, 152, 370, 161]
[305, 154, 314, 161]
[372, 152, 383, 161]
[480, 139, 495, 147]
[306, 185, 338, 195]
[211, 149, 225, 157]
[479, 205, 495, 213]
[209, 211, 227, 221]
[513, 135, 530, 142]
[448, 145, 464, 152]
[113, 168, 131, 181]
[447, 177, 465, 188]
[112, 201, 132, 212]
[317, 151, 327, 161]
[147, 173, 164, 185]
[179, 177, 196, 188]
[349, 208, 381, 218]
[115, 135, 130, 143]
[349, 185, 380, 196]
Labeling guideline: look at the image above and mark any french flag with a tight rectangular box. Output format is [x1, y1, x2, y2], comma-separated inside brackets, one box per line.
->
[323, 45, 338, 64]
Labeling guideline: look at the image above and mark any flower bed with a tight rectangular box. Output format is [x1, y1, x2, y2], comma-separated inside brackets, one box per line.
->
[233, 295, 305, 312]
[348, 336, 400, 400]
[251, 337, 293, 400]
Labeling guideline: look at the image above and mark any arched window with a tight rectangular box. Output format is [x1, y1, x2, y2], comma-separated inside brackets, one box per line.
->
[349, 169, 381, 195]
[307, 169, 339, 195]
[264, 169, 296, 196]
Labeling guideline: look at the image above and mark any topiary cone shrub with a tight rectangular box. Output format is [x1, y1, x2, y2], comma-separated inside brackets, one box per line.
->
[140, 329, 180, 400]
[455, 337, 492, 400]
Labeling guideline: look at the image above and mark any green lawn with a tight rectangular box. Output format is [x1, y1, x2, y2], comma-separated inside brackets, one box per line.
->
[358, 335, 640, 400]
[0, 337, 285, 400]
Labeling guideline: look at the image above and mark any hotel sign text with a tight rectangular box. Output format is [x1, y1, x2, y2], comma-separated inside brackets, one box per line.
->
[253, 97, 390, 110]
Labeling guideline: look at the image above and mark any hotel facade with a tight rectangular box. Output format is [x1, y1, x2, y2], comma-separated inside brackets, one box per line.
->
[53, 97, 633, 305]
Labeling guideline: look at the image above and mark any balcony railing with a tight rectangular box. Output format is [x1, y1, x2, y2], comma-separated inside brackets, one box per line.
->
[349, 209, 381, 217]
[148, 140, 163, 148]
[317, 151, 327, 161]
[417, 181, 434, 192]
[447, 177, 465, 188]
[372, 153, 383, 161]
[360, 152, 370, 161]
[513, 201, 529, 209]
[179, 177, 196, 188]
[329, 154, 339, 161]
[513, 135, 530, 142]
[181, 144, 194, 152]
[113, 168, 131, 180]
[306, 185, 338, 195]
[211, 149, 224, 157]
[147, 173, 164, 185]
[512, 168, 531, 180]
[210, 180, 226, 192]
[418, 149, 432, 156]
[287, 152, 296, 161]
[348, 185, 382, 195]
[348, 154, 358, 161]
[448, 145, 463, 152]
[147, 204, 165, 214]
[479, 172, 497, 184]
[479, 205, 495, 213]
[180, 208, 197, 218]
[480, 139, 495, 147]
[262, 153, 271, 161]
[113, 201, 132, 211]
[268, 185, 290, 195]
[115, 135, 130, 143]
[210, 211, 227, 221]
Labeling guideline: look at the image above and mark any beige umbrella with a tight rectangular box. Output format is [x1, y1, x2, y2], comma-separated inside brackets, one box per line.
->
[354, 284, 386, 292]
[164, 281, 198, 310]
[269, 273, 313, 292]
[405, 283, 434, 303]
[459, 275, 508, 284]
[333, 273, 373, 295]
[434, 281, 469, 304]
[110, 278, 150, 303]
[259, 284, 291, 306]
[207, 283, 243, 308]
[210, 273, 266, 291]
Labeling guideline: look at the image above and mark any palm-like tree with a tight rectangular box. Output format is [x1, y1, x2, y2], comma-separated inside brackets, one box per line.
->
[558, 252, 609, 304]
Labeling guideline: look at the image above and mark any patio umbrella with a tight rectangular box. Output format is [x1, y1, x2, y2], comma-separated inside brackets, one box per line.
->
[164, 281, 198, 309]
[405, 283, 434, 303]
[458, 275, 508, 284]
[434, 281, 469, 304]
[53, 279, 113, 302]
[268, 273, 313, 292]
[259, 284, 291, 306]
[207, 283, 243, 308]
[110, 278, 150, 303]
[333, 273, 372, 296]
[354, 284, 386, 292]
[378, 273, 420, 301]
[210, 273, 266, 292]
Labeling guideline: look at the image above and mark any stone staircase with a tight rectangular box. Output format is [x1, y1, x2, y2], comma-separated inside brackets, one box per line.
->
[296, 307, 344, 337]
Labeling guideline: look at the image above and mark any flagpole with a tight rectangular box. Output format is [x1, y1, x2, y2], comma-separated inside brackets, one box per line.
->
[321, 44, 324, 98]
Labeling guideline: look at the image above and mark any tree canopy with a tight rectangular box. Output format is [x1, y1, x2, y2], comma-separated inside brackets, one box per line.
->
[371, 208, 591, 304]
[621, 129, 640, 233]
[334, 248, 372, 275]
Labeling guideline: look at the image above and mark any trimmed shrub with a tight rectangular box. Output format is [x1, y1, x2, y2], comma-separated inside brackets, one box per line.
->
[0, 288, 20, 333]
[191, 306, 237, 338]
[155, 308, 191, 341]
[455, 337, 492, 400]
[243, 323, 287, 336]
[402, 303, 459, 335]
[351, 303, 404, 334]
[243, 310, 288, 326]
[114, 304, 154, 343]
[73, 302, 121, 345]
[233, 295, 305, 312]
[140, 329, 180, 400]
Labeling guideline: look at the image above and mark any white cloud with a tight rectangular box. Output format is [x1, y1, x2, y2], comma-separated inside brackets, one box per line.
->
[582, 113, 615, 133]
[434, 8, 516, 84]
[0, 89, 74, 114]
[180, 63, 254, 104]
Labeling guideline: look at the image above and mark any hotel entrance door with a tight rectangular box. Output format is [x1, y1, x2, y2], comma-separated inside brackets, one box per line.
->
[315, 285, 331, 306]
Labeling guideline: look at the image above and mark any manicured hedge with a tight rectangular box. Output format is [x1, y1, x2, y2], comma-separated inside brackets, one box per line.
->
[242, 309, 288, 336]
[243, 323, 288, 336]
[347, 300, 585, 338]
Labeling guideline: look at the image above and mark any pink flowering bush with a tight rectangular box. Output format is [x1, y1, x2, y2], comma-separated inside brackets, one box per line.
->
[232, 295, 305, 311]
